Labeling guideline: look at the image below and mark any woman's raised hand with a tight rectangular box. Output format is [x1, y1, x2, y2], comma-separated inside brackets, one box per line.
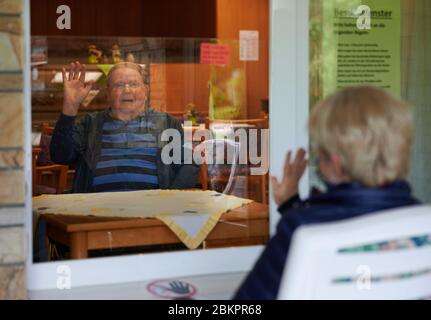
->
[271, 148, 308, 207]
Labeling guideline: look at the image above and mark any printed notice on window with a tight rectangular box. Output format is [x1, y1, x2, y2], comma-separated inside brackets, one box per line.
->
[239, 30, 259, 61]
[200, 43, 230, 66]
[322, 0, 401, 97]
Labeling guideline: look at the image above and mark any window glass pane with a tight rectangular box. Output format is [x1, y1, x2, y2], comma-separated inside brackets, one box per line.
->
[309, 0, 431, 202]
[31, 34, 269, 263]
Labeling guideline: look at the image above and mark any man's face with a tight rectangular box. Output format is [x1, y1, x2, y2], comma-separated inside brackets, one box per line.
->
[108, 68, 147, 117]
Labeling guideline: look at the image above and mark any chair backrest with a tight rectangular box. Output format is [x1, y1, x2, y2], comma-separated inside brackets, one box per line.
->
[202, 119, 268, 202]
[36, 122, 55, 166]
[277, 205, 431, 300]
[33, 122, 69, 196]
[207, 117, 268, 131]
[194, 139, 240, 195]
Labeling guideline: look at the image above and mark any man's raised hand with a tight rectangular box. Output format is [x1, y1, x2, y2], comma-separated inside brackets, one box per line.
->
[62, 61, 94, 116]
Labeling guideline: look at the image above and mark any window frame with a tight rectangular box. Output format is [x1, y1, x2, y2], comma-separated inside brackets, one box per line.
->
[26, 0, 310, 291]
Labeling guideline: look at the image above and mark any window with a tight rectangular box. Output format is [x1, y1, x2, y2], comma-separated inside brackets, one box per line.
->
[27, 0, 280, 291]
[308, 0, 431, 202]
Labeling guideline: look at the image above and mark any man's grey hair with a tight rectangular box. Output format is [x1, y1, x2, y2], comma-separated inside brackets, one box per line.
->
[106, 62, 148, 87]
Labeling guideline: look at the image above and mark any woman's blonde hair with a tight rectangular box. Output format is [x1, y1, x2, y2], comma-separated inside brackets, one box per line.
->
[106, 62, 148, 87]
[309, 86, 413, 187]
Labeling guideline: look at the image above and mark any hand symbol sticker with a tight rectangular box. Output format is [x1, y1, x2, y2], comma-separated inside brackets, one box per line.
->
[147, 279, 197, 299]
[168, 281, 191, 295]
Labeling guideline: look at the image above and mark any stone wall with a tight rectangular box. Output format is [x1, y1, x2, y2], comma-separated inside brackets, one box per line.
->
[0, 0, 27, 299]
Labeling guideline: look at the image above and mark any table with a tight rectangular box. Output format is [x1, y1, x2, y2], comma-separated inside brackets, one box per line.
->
[40, 202, 269, 259]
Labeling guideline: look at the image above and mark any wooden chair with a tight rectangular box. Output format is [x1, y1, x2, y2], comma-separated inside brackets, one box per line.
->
[205, 117, 269, 130]
[32, 123, 69, 196]
[199, 162, 208, 191]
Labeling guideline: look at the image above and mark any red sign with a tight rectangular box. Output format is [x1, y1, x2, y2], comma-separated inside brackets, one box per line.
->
[200, 43, 230, 66]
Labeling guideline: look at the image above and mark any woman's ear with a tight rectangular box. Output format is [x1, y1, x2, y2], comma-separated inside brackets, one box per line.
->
[329, 153, 349, 182]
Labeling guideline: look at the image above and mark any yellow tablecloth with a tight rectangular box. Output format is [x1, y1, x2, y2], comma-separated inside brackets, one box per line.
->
[33, 190, 253, 249]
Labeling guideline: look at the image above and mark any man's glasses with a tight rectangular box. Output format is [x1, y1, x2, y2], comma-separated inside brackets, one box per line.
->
[112, 82, 144, 90]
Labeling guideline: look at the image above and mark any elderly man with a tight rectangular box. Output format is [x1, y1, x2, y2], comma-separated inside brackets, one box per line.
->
[50, 61, 199, 193]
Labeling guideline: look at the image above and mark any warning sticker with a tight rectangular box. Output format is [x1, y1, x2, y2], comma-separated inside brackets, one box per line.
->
[146, 279, 197, 299]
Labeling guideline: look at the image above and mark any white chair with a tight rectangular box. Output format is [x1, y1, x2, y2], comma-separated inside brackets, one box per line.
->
[277, 205, 431, 300]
